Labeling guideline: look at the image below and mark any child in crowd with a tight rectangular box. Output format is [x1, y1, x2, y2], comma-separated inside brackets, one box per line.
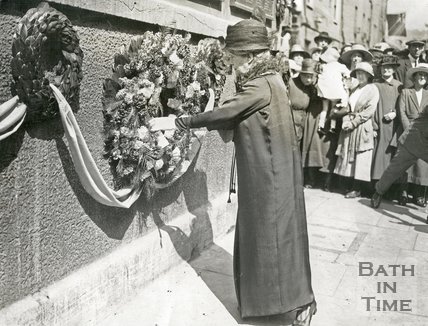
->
[316, 47, 351, 133]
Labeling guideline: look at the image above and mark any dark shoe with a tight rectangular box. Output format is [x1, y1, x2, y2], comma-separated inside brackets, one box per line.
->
[398, 191, 408, 206]
[415, 197, 427, 207]
[371, 192, 382, 208]
[345, 190, 361, 198]
[293, 301, 317, 326]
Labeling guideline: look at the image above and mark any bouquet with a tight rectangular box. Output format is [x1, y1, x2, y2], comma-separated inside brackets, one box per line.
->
[102, 32, 226, 197]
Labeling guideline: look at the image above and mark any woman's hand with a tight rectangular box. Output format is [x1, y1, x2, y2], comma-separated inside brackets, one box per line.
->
[148, 115, 177, 131]
[342, 120, 354, 131]
[383, 111, 396, 121]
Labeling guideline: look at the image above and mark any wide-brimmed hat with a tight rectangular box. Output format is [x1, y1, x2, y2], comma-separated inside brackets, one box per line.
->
[289, 44, 310, 58]
[406, 40, 425, 47]
[378, 55, 400, 67]
[314, 32, 332, 44]
[300, 58, 319, 74]
[340, 44, 373, 65]
[320, 47, 340, 63]
[225, 19, 269, 51]
[351, 61, 374, 78]
[406, 63, 428, 80]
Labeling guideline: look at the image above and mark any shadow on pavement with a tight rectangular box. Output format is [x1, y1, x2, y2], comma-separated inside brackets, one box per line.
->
[359, 198, 428, 234]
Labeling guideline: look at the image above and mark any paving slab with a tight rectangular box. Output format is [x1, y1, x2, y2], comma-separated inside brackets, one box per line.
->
[99, 189, 428, 326]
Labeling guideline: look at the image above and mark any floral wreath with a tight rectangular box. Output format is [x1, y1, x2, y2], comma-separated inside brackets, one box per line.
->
[102, 32, 227, 197]
[10, 2, 83, 123]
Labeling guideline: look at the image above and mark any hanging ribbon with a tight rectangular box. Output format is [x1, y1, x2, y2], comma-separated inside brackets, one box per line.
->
[0, 96, 27, 141]
[50, 84, 207, 208]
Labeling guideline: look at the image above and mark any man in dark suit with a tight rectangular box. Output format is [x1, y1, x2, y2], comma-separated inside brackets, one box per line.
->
[395, 40, 425, 88]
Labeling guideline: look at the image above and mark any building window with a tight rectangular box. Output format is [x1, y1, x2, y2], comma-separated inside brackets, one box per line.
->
[306, 0, 314, 9]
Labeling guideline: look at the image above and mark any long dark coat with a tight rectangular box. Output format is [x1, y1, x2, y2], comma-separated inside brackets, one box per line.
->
[289, 77, 311, 143]
[371, 78, 402, 180]
[189, 73, 314, 317]
[301, 95, 338, 173]
[398, 88, 428, 185]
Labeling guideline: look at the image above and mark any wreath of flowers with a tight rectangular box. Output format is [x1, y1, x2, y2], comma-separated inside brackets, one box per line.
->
[102, 32, 226, 196]
[10, 2, 83, 123]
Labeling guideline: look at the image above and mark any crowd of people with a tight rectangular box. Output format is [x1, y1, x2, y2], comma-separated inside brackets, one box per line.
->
[288, 31, 428, 208]
[149, 19, 428, 326]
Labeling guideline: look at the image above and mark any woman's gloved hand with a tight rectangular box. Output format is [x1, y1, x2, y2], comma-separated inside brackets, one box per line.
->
[148, 115, 177, 131]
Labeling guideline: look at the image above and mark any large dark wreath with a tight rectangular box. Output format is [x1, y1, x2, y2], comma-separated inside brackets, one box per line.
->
[10, 2, 83, 123]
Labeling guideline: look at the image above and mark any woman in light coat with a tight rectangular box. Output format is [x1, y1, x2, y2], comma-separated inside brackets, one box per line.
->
[334, 62, 380, 198]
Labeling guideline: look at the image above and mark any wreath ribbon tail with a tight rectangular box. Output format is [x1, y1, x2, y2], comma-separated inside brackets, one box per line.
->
[50, 84, 142, 208]
[0, 96, 27, 141]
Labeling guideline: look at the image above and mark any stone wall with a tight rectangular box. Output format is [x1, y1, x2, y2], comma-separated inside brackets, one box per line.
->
[0, 3, 236, 311]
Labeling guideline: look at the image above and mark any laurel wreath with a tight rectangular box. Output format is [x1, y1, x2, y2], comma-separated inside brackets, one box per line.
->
[10, 2, 84, 123]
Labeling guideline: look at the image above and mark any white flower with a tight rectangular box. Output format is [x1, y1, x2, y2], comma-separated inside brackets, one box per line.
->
[124, 93, 133, 104]
[167, 98, 182, 109]
[154, 159, 164, 171]
[137, 79, 155, 99]
[172, 147, 181, 158]
[134, 140, 144, 149]
[137, 126, 150, 141]
[185, 81, 201, 99]
[191, 81, 201, 92]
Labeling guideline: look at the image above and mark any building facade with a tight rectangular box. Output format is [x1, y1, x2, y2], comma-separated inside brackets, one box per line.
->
[290, 0, 388, 49]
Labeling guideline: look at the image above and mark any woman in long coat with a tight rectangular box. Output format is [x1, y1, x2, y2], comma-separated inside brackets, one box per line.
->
[334, 62, 380, 198]
[372, 55, 402, 181]
[150, 19, 316, 324]
[398, 64, 428, 206]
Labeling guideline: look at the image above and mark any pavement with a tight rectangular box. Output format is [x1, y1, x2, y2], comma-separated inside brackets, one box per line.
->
[99, 188, 428, 326]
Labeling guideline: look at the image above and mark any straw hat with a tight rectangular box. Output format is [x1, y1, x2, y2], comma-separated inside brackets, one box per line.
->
[320, 47, 340, 63]
[406, 63, 428, 80]
[300, 59, 319, 74]
[225, 19, 269, 52]
[314, 32, 333, 44]
[351, 61, 374, 78]
[289, 44, 310, 58]
[340, 44, 373, 65]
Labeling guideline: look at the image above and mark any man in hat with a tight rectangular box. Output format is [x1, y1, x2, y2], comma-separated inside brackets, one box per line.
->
[314, 31, 332, 50]
[371, 64, 428, 212]
[150, 17, 317, 325]
[395, 39, 426, 88]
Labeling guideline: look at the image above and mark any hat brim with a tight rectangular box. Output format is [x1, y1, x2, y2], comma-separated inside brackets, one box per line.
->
[406, 41, 425, 46]
[290, 51, 310, 58]
[314, 36, 332, 43]
[406, 67, 428, 80]
[300, 70, 317, 75]
[351, 68, 374, 78]
[340, 49, 373, 65]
